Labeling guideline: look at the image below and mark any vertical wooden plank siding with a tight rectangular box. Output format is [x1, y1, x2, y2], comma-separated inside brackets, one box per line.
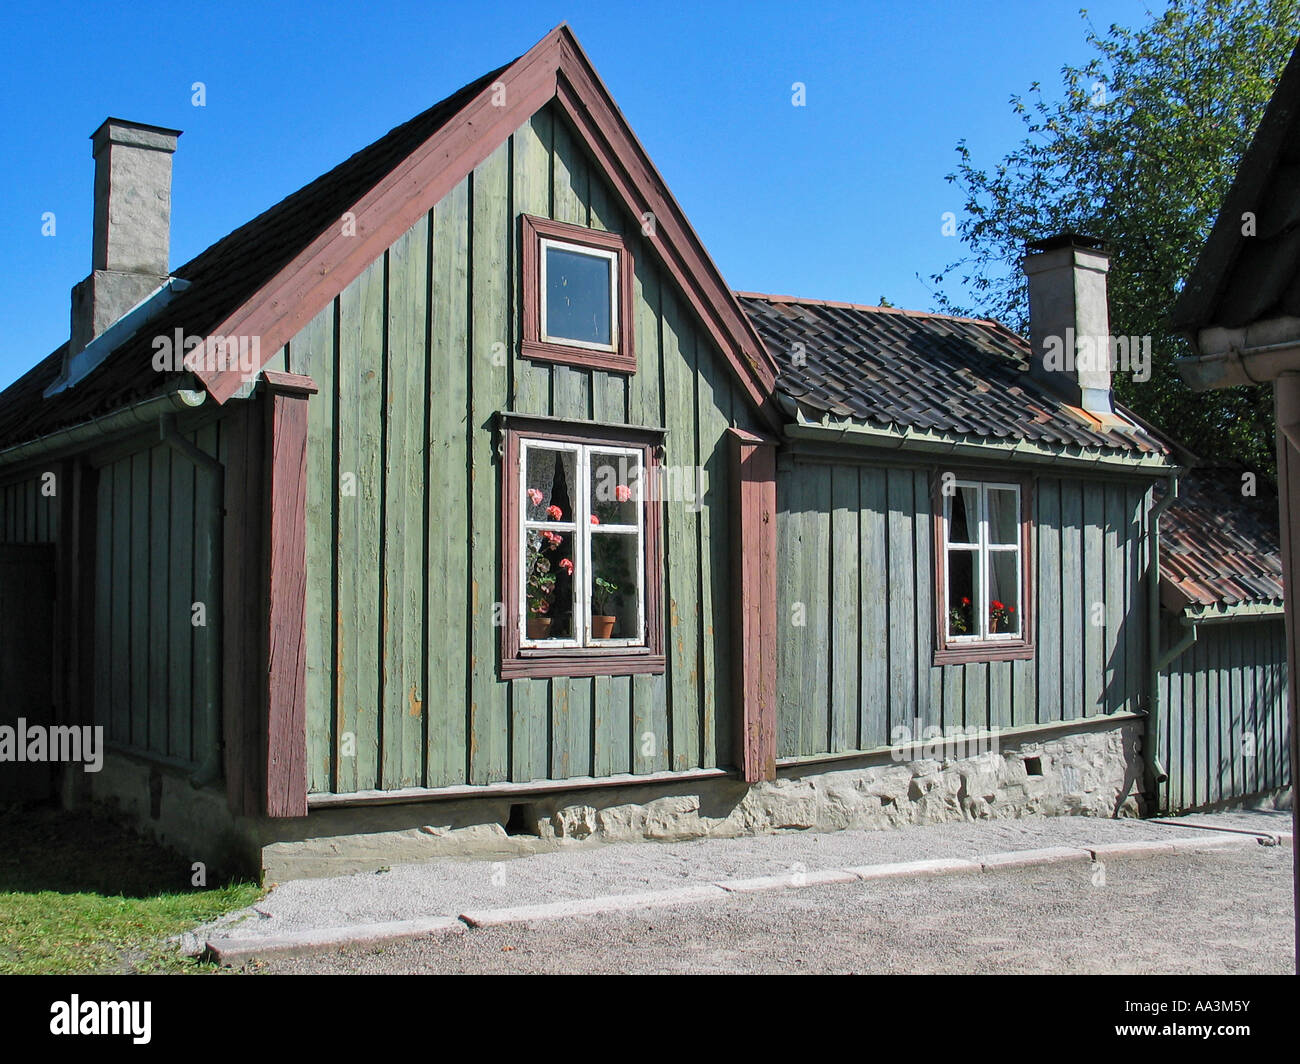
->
[469, 142, 512, 785]
[382, 218, 429, 790]
[775, 463, 1156, 756]
[335, 256, 385, 793]
[859, 469, 888, 748]
[1158, 619, 1291, 813]
[830, 465, 859, 752]
[292, 301, 338, 791]
[427, 180, 471, 789]
[286, 103, 756, 794]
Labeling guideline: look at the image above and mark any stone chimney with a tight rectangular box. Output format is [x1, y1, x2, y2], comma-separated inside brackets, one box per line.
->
[1022, 233, 1114, 416]
[68, 119, 181, 356]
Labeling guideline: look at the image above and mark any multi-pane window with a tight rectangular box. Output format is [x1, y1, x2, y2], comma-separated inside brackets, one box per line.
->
[519, 441, 644, 647]
[500, 417, 664, 679]
[939, 480, 1032, 661]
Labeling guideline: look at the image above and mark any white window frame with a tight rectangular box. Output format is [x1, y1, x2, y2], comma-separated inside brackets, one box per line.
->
[943, 480, 1022, 643]
[538, 237, 620, 353]
[518, 439, 645, 649]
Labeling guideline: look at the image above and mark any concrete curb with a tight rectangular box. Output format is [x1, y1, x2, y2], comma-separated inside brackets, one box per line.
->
[979, 846, 1092, 871]
[200, 827, 1276, 964]
[205, 916, 465, 966]
[459, 885, 729, 928]
[844, 857, 982, 880]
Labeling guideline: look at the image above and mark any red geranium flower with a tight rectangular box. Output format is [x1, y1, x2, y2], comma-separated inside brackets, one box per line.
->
[614, 484, 632, 503]
[559, 557, 574, 575]
[546, 504, 563, 520]
[527, 488, 543, 506]
[590, 515, 600, 525]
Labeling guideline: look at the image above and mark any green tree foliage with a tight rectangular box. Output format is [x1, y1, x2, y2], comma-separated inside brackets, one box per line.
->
[931, 0, 1299, 473]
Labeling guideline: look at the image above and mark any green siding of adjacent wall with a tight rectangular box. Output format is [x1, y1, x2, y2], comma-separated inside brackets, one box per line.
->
[775, 460, 1153, 757]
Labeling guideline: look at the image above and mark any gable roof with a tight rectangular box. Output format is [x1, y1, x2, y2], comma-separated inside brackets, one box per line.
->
[1159, 465, 1284, 611]
[1172, 40, 1300, 332]
[738, 292, 1168, 455]
[0, 25, 781, 453]
[0, 62, 506, 452]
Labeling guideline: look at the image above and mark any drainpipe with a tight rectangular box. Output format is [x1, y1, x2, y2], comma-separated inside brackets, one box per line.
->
[1144, 471, 1180, 807]
[159, 412, 224, 788]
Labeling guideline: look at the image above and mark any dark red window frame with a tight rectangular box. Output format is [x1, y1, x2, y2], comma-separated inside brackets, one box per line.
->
[932, 470, 1035, 666]
[499, 414, 664, 679]
[520, 214, 636, 374]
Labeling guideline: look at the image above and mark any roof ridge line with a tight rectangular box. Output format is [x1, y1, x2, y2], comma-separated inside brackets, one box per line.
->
[734, 290, 1004, 327]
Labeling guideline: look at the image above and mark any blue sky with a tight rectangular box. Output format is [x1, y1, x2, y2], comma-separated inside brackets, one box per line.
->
[0, 0, 1158, 389]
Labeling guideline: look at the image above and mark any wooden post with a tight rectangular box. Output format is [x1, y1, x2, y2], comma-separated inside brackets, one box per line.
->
[1272, 374, 1300, 969]
[263, 371, 317, 817]
[729, 428, 778, 782]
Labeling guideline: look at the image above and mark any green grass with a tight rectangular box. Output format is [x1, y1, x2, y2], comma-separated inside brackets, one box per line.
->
[0, 802, 263, 974]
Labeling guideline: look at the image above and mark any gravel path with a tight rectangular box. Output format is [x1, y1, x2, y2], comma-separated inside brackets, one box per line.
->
[194, 809, 1291, 946]
[259, 845, 1295, 974]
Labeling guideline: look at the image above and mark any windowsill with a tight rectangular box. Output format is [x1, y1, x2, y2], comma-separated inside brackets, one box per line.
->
[521, 338, 636, 374]
[500, 649, 666, 679]
[933, 641, 1035, 665]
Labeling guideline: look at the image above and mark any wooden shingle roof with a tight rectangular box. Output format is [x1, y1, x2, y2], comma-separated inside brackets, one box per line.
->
[0, 62, 508, 450]
[1159, 465, 1284, 610]
[738, 292, 1167, 454]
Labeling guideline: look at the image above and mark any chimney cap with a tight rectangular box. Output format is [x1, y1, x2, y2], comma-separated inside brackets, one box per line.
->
[1026, 231, 1108, 255]
[89, 117, 183, 153]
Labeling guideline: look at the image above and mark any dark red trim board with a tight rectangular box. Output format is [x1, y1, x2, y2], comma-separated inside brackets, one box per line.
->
[263, 373, 317, 818]
[729, 428, 777, 782]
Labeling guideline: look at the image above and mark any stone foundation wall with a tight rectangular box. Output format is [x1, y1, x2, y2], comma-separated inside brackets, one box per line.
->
[536, 718, 1146, 843]
[67, 719, 1147, 881]
[255, 718, 1146, 879]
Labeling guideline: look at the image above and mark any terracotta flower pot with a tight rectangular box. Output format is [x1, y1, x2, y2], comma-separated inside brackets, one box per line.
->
[591, 615, 616, 640]
[526, 616, 553, 640]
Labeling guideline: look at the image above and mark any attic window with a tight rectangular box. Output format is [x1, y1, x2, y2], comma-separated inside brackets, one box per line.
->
[521, 215, 635, 373]
[934, 476, 1034, 665]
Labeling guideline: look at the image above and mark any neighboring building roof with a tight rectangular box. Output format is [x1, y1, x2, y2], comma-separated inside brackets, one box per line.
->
[0, 62, 507, 452]
[738, 292, 1168, 455]
[1159, 465, 1284, 611]
[1172, 41, 1300, 332]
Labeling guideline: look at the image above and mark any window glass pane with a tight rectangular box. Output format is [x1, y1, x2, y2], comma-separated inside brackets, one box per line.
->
[590, 451, 640, 526]
[590, 531, 639, 640]
[524, 447, 577, 524]
[987, 488, 1019, 545]
[525, 528, 576, 640]
[946, 548, 980, 638]
[545, 245, 612, 345]
[988, 551, 1020, 636]
[949, 485, 979, 544]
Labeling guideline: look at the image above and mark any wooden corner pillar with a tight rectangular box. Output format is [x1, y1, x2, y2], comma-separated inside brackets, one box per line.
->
[262, 371, 317, 817]
[728, 428, 778, 782]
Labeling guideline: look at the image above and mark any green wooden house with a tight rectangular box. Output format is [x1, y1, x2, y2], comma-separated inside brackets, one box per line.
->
[0, 26, 1287, 876]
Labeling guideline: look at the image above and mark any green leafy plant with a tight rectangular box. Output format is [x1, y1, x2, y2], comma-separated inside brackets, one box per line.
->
[592, 575, 618, 616]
